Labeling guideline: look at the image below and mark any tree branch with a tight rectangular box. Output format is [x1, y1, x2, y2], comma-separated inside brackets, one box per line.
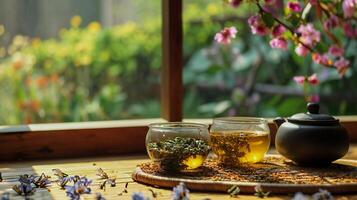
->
[254, 0, 316, 53]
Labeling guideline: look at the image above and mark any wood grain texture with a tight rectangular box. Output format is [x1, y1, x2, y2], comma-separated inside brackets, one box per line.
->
[161, 0, 183, 122]
[1, 146, 357, 199]
[0, 119, 167, 161]
[0, 117, 357, 161]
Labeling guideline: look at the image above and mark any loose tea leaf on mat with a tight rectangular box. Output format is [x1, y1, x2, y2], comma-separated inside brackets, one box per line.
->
[139, 156, 357, 185]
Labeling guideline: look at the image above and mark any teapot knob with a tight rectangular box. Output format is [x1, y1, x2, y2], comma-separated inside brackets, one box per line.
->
[307, 102, 319, 114]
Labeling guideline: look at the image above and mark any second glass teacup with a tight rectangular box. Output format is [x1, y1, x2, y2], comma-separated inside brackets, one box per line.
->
[209, 117, 270, 166]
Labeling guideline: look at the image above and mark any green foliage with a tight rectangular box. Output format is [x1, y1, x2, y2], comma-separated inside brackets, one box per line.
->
[0, 0, 355, 124]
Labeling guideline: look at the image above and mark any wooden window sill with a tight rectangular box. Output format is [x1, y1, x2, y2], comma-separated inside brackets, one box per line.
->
[0, 117, 357, 162]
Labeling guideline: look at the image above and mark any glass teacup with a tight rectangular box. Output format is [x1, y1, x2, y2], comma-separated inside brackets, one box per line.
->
[209, 117, 270, 166]
[146, 122, 210, 172]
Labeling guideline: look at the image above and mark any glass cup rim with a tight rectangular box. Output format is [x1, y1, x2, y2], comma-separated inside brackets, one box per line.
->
[213, 117, 267, 124]
[149, 122, 208, 130]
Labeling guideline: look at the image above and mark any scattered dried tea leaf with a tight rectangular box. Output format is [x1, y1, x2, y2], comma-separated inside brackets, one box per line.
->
[118, 182, 129, 196]
[227, 185, 240, 197]
[33, 173, 51, 189]
[148, 188, 161, 198]
[254, 185, 270, 198]
[52, 169, 68, 178]
[96, 168, 109, 179]
[97, 168, 116, 190]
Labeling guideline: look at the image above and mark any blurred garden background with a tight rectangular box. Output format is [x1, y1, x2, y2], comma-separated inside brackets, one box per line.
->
[0, 0, 355, 125]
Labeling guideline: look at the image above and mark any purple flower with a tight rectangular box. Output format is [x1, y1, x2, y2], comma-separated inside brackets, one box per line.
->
[132, 192, 150, 200]
[272, 24, 286, 37]
[214, 27, 238, 45]
[292, 192, 309, 200]
[287, 1, 302, 12]
[296, 23, 320, 47]
[269, 37, 288, 50]
[312, 189, 333, 200]
[18, 174, 36, 185]
[328, 45, 344, 57]
[248, 15, 270, 36]
[65, 178, 92, 200]
[12, 183, 36, 196]
[343, 0, 357, 18]
[172, 182, 190, 200]
[12, 174, 37, 196]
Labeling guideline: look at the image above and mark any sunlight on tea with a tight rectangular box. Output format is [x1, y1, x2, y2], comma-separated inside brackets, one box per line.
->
[210, 130, 270, 166]
[183, 155, 206, 170]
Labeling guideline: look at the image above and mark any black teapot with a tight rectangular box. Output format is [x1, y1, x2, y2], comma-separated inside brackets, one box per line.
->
[274, 103, 349, 166]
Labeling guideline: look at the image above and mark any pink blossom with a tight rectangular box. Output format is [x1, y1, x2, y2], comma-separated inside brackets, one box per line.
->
[296, 24, 320, 47]
[328, 45, 344, 57]
[343, 0, 357, 18]
[229, 0, 242, 8]
[307, 73, 319, 85]
[312, 53, 332, 66]
[295, 44, 309, 56]
[343, 23, 357, 38]
[334, 57, 350, 76]
[323, 15, 339, 30]
[310, 95, 320, 103]
[269, 37, 288, 49]
[293, 76, 305, 85]
[214, 27, 238, 45]
[287, 1, 302, 12]
[272, 24, 286, 37]
[247, 15, 270, 36]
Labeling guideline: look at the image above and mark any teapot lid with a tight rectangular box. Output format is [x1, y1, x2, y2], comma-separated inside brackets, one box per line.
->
[288, 103, 338, 124]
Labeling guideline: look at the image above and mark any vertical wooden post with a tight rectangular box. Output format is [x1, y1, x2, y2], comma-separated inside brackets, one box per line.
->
[161, 0, 183, 122]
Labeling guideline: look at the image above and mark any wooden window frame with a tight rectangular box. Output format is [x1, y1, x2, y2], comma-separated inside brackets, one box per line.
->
[0, 0, 357, 161]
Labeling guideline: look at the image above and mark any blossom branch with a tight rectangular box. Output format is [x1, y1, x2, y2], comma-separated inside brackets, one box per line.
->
[254, 0, 316, 53]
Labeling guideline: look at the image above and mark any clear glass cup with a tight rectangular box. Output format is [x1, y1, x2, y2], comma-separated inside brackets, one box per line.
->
[209, 117, 270, 166]
[146, 122, 210, 172]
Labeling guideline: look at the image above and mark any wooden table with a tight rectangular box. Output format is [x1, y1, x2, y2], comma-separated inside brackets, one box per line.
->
[1, 146, 357, 200]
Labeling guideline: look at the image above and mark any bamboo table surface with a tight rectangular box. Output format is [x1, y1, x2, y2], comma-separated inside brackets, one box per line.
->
[1, 146, 357, 200]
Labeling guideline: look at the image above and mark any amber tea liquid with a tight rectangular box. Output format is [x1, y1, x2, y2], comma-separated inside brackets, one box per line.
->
[210, 130, 270, 166]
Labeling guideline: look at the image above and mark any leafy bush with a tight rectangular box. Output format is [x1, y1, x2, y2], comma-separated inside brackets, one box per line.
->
[0, 0, 355, 124]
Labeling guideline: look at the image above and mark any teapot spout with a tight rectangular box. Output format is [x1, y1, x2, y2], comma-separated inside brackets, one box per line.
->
[274, 117, 286, 128]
